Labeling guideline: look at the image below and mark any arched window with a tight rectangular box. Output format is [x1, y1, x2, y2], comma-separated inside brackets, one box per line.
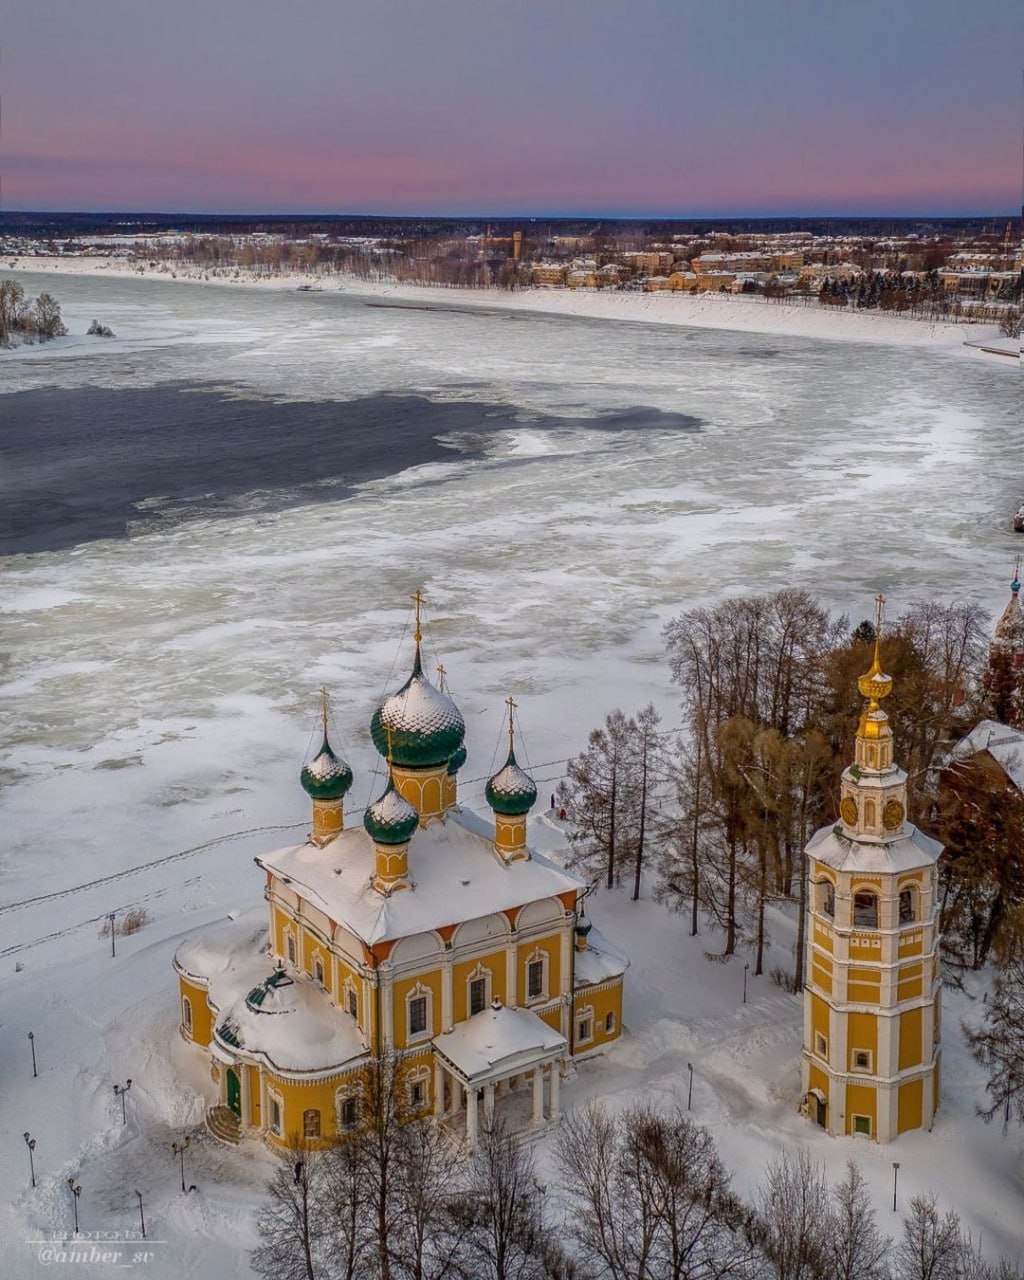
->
[269, 1095, 283, 1136]
[285, 930, 296, 965]
[818, 882, 835, 918]
[303, 1109, 321, 1139]
[899, 887, 917, 924]
[338, 1095, 359, 1130]
[182, 996, 193, 1033]
[864, 800, 876, 828]
[313, 956, 325, 986]
[405, 983, 433, 1043]
[853, 890, 878, 928]
[605, 1012, 616, 1034]
[466, 964, 492, 1017]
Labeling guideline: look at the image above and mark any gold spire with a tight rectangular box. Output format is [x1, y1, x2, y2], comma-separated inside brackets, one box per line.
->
[506, 695, 518, 754]
[858, 593, 894, 705]
[410, 588, 425, 645]
[320, 685, 330, 737]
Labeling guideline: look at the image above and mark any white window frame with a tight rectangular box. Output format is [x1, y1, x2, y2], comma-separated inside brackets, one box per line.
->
[303, 1107, 321, 1139]
[344, 978, 359, 1021]
[268, 1089, 284, 1137]
[605, 1011, 616, 1034]
[406, 982, 433, 1044]
[336, 1090, 359, 1131]
[181, 995, 193, 1034]
[313, 953, 325, 987]
[577, 1003, 594, 1045]
[852, 1048, 873, 1073]
[285, 928, 297, 966]
[815, 1032, 828, 1060]
[467, 963, 491, 1017]
[407, 1066, 431, 1112]
[899, 886, 917, 924]
[525, 950, 548, 1005]
[852, 1114, 871, 1137]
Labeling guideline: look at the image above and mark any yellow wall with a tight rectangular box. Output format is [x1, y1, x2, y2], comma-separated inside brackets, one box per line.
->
[847, 1011, 878, 1070]
[392, 968, 443, 1050]
[846, 1081, 877, 1136]
[247, 1063, 262, 1127]
[453, 949, 507, 1022]
[572, 980, 623, 1053]
[811, 952, 833, 995]
[897, 963, 923, 1001]
[899, 1007, 923, 1070]
[898, 1078, 923, 1133]
[810, 992, 830, 1060]
[517, 934, 561, 1004]
[179, 978, 213, 1047]
[848, 966, 881, 1003]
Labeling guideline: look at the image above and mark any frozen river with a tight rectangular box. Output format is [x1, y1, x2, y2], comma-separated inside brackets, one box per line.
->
[0, 271, 1020, 908]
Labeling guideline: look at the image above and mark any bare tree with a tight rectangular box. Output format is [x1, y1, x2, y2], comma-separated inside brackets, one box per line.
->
[963, 954, 1024, 1129]
[826, 1161, 890, 1280]
[558, 710, 639, 890]
[252, 1144, 333, 1280]
[894, 1194, 962, 1280]
[757, 1148, 830, 1280]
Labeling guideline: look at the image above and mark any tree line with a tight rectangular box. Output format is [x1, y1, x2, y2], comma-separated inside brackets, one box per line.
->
[0, 279, 67, 345]
[252, 1059, 1021, 1279]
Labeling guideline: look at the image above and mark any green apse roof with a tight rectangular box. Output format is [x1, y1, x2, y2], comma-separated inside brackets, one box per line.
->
[363, 777, 419, 845]
[370, 646, 465, 769]
[485, 748, 538, 816]
[300, 733, 354, 801]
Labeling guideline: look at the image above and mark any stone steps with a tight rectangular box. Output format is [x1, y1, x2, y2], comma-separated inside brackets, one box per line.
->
[206, 1104, 242, 1145]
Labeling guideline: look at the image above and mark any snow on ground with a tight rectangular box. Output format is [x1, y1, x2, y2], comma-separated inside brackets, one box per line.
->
[2, 253, 1013, 355]
[0, 270, 1021, 1275]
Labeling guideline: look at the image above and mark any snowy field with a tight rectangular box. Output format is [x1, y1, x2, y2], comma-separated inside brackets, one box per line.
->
[0, 270, 1021, 1276]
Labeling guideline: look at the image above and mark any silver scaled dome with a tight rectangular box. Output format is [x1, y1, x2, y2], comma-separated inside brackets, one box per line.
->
[370, 646, 465, 769]
[485, 748, 538, 817]
[300, 734, 354, 801]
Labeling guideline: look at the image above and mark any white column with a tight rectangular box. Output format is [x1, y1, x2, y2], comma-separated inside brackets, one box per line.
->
[259, 1069, 268, 1134]
[483, 1083, 496, 1127]
[240, 1063, 251, 1127]
[442, 954, 453, 1031]
[549, 1062, 560, 1121]
[434, 1062, 445, 1118]
[532, 1066, 545, 1127]
[466, 1087, 479, 1149]
[380, 967, 394, 1052]
[506, 944, 518, 1007]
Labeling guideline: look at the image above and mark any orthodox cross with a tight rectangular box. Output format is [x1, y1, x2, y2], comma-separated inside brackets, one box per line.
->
[1014, 554, 1021, 582]
[506, 695, 518, 752]
[874, 592, 886, 636]
[320, 685, 330, 736]
[437, 663, 447, 692]
[410, 589, 426, 644]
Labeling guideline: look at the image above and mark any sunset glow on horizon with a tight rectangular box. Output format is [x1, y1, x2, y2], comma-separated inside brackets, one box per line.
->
[6, 0, 1023, 216]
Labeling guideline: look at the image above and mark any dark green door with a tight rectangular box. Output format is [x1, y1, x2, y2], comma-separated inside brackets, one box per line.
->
[227, 1068, 241, 1117]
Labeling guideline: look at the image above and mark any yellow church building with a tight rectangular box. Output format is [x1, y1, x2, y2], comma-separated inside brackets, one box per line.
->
[174, 597, 626, 1150]
[802, 597, 942, 1142]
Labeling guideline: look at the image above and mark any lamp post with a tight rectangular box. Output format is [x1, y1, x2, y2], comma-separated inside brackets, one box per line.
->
[892, 1161, 900, 1213]
[24, 1132, 36, 1188]
[172, 1136, 191, 1194]
[135, 1190, 145, 1240]
[114, 1079, 133, 1125]
[686, 1063, 694, 1111]
[67, 1178, 82, 1234]
[743, 963, 750, 1004]
[108, 912, 117, 958]
[28, 1031, 37, 1078]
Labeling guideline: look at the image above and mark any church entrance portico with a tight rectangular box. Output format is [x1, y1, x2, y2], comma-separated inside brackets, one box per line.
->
[431, 1003, 566, 1148]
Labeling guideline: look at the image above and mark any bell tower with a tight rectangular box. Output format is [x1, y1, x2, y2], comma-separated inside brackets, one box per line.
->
[802, 596, 943, 1142]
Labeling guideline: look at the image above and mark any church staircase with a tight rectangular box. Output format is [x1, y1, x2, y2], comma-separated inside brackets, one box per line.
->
[206, 1104, 242, 1145]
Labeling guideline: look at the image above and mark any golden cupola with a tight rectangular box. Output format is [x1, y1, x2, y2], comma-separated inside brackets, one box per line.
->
[839, 595, 908, 841]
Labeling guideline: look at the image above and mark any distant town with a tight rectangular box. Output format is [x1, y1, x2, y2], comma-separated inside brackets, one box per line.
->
[3, 212, 1021, 332]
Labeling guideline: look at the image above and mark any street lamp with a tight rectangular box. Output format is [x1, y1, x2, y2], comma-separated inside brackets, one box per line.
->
[108, 912, 117, 958]
[171, 1136, 193, 1194]
[686, 1063, 694, 1111]
[114, 1079, 133, 1125]
[743, 963, 750, 1004]
[28, 1031, 37, 1078]
[892, 1161, 900, 1212]
[135, 1190, 145, 1240]
[24, 1132, 36, 1188]
[67, 1178, 82, 1234]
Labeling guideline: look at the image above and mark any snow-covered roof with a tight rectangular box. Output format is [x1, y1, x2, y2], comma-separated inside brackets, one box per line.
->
[257, 806, 581, 946]
[173, 905, 269, 988]
[948, 720, 1024, 792]
[431, 1004, 566, 1085]
[806, 822, 942, 874]
[214, 969, 368, 1076]
[575, 927, 629, 986]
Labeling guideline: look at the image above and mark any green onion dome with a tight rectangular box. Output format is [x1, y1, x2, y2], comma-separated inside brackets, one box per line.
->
[370, 647, 465, 768]
[300, 734, 354, 801]
[575, 912, 593, 941]
[446, 744, 467, 776]
[363, 777, 419, 845]
[485, 748, 537, 816]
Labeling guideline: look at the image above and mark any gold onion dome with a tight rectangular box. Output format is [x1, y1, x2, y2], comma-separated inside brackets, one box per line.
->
[486, 747, 538, 817]
[857, 646, 893, 704]
[370, 643, 466, 769]
[363, 776, 419, 845]
[300, 732, 353, 801]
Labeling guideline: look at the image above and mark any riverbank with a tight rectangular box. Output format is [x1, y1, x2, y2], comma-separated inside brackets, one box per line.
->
[4, 254, 1014, 357]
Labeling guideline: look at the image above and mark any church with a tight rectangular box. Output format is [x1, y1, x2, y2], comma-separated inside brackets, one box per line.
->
[802, 597, 943, 1141]
[173, 594, 626, 1149]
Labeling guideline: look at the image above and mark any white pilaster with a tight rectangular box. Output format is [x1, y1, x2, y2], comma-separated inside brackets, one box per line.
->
[466, 1087, 479, 1149]
[549, 1062, 560, 1121]
[434, 1062, 445, 1118]
[532, 1066, 544, 1127]
[483, 1083, 495, 1128]
[240, 1063, 251, 1127]
[442, 954, 453, 1030]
